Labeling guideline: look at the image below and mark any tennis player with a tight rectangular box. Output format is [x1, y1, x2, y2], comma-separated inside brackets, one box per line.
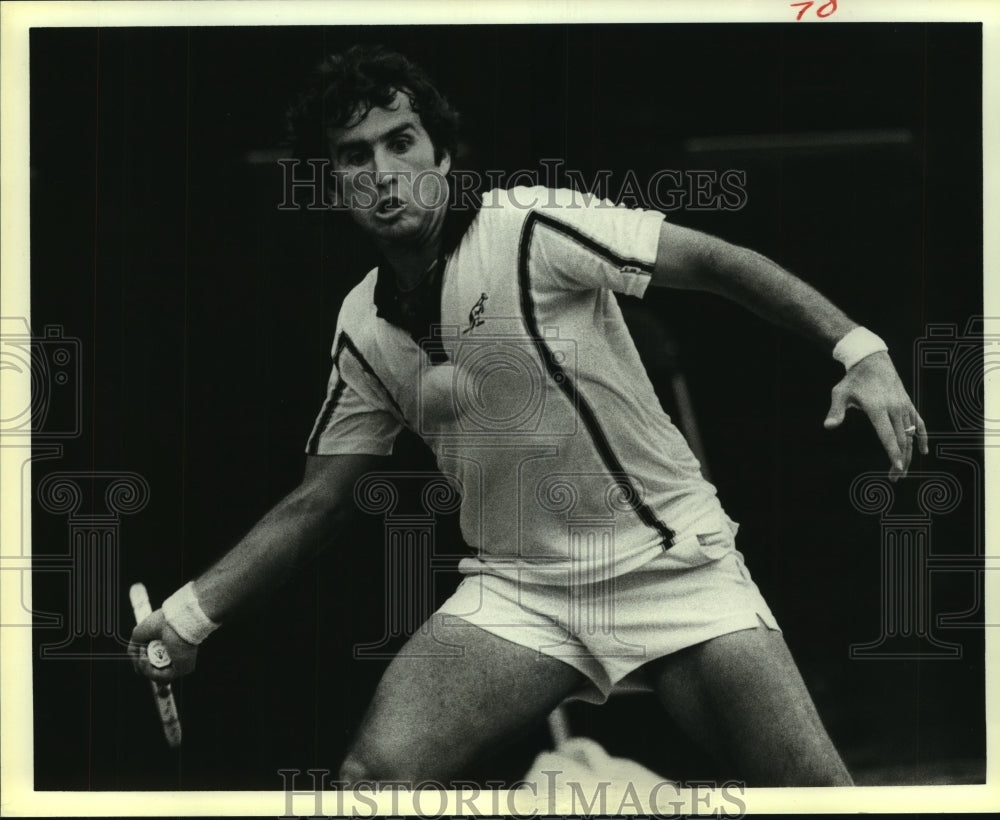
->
[130, 45, 928, 786]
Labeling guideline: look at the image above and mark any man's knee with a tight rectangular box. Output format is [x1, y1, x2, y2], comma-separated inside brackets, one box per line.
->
[338, 747, 420, 785]
[338, 754, 372, 786]
[338, 740, 441, 785]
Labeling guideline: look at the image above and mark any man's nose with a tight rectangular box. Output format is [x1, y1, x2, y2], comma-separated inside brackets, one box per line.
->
[372, 146, 405, 178]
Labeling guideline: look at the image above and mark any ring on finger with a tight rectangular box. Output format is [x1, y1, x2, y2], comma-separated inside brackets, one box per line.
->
[904, 425, 917, 435]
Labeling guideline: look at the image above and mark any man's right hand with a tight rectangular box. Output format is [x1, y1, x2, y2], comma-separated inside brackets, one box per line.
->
[129, 609, 198, 683]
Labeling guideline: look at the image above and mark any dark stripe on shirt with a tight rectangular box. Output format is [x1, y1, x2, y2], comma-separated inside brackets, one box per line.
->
[306, 335, 349, 455]
[306, 331, 406, 455]
[339, 332, 406, 420]
[531, 211, 655, 274]
[517, 210, 675, 547]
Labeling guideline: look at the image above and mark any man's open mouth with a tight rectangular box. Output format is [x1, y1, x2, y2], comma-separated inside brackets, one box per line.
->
[375, 196, 405, 216]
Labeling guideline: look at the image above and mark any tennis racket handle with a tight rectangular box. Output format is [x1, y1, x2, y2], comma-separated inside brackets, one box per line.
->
[151, 681, 182, 748]
[129, 581, 154, 623]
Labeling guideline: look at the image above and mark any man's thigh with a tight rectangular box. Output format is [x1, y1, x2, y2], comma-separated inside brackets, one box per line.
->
[648, 621, 853, 786]
[342, 613, 584, 784]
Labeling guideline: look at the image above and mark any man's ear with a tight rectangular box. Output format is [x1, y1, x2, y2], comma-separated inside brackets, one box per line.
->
[438, 151, 452, 176]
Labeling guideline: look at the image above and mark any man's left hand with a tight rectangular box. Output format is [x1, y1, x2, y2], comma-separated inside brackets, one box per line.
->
[823, 351, 929, 481]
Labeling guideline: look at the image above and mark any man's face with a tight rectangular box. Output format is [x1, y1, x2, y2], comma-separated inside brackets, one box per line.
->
[327, 90, 451, 244]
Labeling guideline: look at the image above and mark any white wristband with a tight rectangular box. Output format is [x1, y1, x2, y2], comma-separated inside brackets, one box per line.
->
[832, 326, 888, 371]
[162, 581, 219, 645]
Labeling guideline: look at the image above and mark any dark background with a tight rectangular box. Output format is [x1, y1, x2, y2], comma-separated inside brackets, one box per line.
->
[28, 24, 985, 789]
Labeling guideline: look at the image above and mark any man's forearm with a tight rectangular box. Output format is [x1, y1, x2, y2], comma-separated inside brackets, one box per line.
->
[190, 485, 346, 624]
[704, 243, 858, 350]
[657, 228, 927, 479]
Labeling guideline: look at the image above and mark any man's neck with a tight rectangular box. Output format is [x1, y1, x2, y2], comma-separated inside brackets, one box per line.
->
[377, 205, 447, 290]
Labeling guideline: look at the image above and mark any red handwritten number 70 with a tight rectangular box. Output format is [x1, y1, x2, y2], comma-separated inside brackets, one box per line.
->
[791, 0, 838, 20]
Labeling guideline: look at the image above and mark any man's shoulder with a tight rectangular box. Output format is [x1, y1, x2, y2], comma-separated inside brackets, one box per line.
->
[474, 186, 633, 239]
[342, 267, 378, 304]
[479, 185, 599, 214]
[335, 269, 379, 334]
[467, 186, 592, 244]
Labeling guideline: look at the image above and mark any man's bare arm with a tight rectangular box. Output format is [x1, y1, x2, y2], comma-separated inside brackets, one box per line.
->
[129, 453, 383, 681]
[651, 221, 859, 344]
[650, 221, 928, 477]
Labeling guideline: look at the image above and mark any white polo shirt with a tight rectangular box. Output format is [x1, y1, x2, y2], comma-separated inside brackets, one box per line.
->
[306, 186, 731, 585]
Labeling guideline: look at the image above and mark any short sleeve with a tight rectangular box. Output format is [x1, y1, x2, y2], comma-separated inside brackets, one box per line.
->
[305, 329, 403, 457]
[513, 186, 665, 297]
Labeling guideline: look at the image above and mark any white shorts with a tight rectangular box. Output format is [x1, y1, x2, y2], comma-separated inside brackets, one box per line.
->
[436, 529, 781, 704]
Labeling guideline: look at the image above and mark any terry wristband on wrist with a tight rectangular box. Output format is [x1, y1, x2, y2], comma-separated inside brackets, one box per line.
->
[832, 326, 888, 371]
[162, 581, 219, 645]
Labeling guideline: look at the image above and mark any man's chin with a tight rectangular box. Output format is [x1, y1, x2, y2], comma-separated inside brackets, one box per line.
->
[362, 211, 430, 243]
[368, 220, 415, 242]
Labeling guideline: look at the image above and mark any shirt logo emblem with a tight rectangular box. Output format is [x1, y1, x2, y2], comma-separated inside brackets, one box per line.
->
[463, 292, 489, 334]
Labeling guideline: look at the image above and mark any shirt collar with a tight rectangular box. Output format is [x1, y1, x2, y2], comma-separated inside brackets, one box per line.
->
[373, 190, 482, 326]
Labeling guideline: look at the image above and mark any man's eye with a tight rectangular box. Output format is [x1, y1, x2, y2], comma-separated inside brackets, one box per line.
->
[346, 151, 368, 166]
[390, 137, 412, 153]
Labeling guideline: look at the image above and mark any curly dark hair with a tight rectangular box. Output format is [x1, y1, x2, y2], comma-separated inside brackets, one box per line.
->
[286, 44, 460, 164]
